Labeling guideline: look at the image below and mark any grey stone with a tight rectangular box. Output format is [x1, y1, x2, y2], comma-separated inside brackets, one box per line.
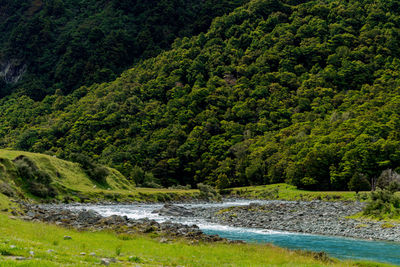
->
[101, 258, 110, 266]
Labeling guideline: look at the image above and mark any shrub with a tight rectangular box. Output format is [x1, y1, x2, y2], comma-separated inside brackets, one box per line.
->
[348, 172, 371, 193]
[376, 169, 400, 190]
[197, 183, 221, 201]
[131, 166, 162, 188]
[168, 184, 191, 190]
[70, 153, 108, 184]
[363, 182, 400, 219]
[0, 182, 15, 197]
[13, 155, 57, 198]
[131, 165, 145, 185]
[141, 172, 162, 188]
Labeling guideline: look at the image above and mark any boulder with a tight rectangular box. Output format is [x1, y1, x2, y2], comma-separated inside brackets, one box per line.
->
[153, 204, 194, 217]
[77, 210, 101, 224]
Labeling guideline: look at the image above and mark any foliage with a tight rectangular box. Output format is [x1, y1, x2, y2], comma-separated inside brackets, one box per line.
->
[363, 182, 400, 219]
[348, 173, 371, 194]
[141, 172, 163, 189]
[131, 165, 162, 188]
[3, 0, 400, 190]
[70, 153, 109, 184]
[376, 169, 400, 190]
[224, 183, 362, 201]
[168, 184, 192, 190]
[13, 155, 56, 198]
[0, 0, 247, 99]
[197, 183, 221, 201]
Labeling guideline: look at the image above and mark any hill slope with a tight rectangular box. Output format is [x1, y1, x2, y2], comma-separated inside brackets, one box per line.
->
[0, 0, 248, 99]
[0, 149, 135, 201]
[2, 0, 400, 190]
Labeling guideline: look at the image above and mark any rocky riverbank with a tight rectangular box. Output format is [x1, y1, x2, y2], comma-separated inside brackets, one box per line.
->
[187, 200, 400, 242]
[16, 203, 230, 243]
[15, 200, 400, 243]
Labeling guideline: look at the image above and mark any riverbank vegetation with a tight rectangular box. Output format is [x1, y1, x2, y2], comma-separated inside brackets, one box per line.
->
[362, 182, 400, 220]
[0, 150, 199, 203]
[0, 212, 393, 266]
[222, 183, 366, 201]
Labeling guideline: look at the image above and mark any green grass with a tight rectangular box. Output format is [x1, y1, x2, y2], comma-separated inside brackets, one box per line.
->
[0, 213, 393, 267]
[0, 149, 133, 192]
[0, 193, 12, 211]
[222, 183, 369, 202]
[348, 212, 400, 223]
[0, 149, 199, 202]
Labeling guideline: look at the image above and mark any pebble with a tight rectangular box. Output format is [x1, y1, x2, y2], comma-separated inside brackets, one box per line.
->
[101, 258, 110, 266]
[159, 237, 169, 243]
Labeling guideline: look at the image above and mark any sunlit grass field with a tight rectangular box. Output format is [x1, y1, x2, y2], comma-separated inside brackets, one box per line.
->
[224, 183, 367, 202]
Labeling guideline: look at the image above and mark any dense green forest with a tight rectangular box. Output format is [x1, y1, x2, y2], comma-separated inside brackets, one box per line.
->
[2, 0, 400, 190]
[0, 0, 247, 99]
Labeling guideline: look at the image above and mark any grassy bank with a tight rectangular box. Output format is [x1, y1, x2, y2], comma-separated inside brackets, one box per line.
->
[0, 212, 392, 267]
[0, 149, 199, 203]
[222, 183, 368, 202]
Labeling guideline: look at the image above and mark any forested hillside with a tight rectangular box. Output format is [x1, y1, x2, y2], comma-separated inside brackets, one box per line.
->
[0, 0, 247, 99]
[2, 0, 400, 190]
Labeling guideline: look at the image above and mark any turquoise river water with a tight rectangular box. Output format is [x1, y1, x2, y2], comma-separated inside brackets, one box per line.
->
[69, 200, 400, 265]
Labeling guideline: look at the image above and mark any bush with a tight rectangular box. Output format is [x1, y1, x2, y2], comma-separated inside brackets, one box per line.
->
[376, 169, 400, 190]
[13, 155, 57, 198]
[363, 182, 400, 219]
[0, 182, 16, 197]
[348, 172, 371, 193]
[141, 172, 162, 188]
[197, 183, 221, 201]
[70, 153, 108, 184]
[131, 165, 145, 185]
[168, 184, 191, 190]
[131, 166, 162, 188]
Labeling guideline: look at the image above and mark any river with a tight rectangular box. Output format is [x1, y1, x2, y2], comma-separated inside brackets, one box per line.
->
[67, 200, 400, 265]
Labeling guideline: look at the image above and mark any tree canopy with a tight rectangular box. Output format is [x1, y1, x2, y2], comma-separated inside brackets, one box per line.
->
[0, 0, 247, 99]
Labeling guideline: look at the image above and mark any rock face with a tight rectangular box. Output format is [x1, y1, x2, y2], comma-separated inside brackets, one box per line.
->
[18, 203, 224, 243]
[191, 200, 400, 242]
[153, 204, 194, 217]
[0, 59, 26, 84]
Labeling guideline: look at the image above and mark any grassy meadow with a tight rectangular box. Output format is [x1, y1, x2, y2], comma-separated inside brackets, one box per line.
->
[0, 211, 394, 267]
